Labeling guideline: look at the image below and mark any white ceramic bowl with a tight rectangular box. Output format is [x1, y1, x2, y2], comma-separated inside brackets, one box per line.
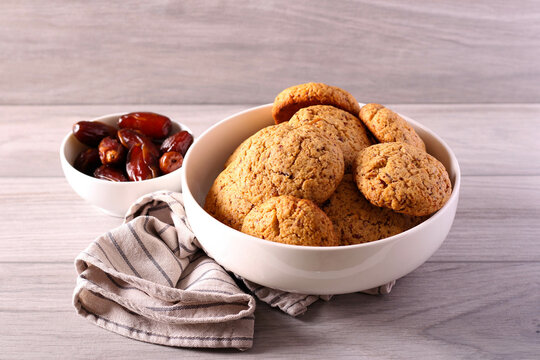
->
[181, 104, 460, 294]
[60, 113, 190, 217]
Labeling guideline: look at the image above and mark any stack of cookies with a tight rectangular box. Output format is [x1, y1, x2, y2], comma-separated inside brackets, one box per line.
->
[204, 83, 452, 247]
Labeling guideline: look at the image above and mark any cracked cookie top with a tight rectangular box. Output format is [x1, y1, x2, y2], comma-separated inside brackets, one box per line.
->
[242, 195, 339, 246]
[359, 103, 426, 151]
[224, 124, 282, 169]
[322, 174, 423, 245]
[204, 166, 254, 231]
[289, 105, 373, 171]
[230, 123, 345, 206]
[354, 142, 451, 216]
[272, 82, 361, 124]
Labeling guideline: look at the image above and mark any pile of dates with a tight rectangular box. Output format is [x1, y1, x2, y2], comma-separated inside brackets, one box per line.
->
[72, 112, 193, 181]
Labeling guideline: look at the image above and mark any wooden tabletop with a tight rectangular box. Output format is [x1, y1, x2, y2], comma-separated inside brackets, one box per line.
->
[1, 104, 539, 359]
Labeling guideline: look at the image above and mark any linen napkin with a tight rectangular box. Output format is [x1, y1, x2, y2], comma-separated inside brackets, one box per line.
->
[73, 191, 395, 350]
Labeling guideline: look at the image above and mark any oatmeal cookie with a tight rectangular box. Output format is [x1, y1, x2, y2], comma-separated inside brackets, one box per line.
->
[224, 124, 282, 169]
[272, 82, 361, 124]
[242, 195, 339, 246]
[354, 142, 451, 216]
[359, 103, 426, 151]
[322, 174, 423, 245]
[231, 123, 345, 205]
[204, 167, 254, 230]
[289, 105, 372, 170]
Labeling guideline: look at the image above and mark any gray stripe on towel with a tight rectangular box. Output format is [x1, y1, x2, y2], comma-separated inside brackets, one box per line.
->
[127, 223, 173, 287]
[107, 232, 141, 278]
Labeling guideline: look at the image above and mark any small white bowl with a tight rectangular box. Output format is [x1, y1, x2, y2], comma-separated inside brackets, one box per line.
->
[60, 113, 191, 217]
[181, 104, 461, 295]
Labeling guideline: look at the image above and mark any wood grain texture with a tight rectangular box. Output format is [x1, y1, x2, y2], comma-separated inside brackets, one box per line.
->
[1, 1, 539, 105]
[1, 262, 538, 359]
[1, 175, 538, 263]
[2, 104, 540, 177]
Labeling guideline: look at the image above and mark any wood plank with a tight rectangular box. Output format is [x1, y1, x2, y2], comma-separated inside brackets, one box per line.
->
[391, 104, 540, 176]
[1, 104, 540, 177]
[0, 1, 539, 105]
[1, 262, 538, 359]
[0, 176, 538, 263]
[0, 177, 122, 262]
[438, 175, 540, 261]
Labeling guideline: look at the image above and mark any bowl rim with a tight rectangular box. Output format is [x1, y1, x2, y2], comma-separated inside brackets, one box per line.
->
[60, 112, 193, 186]
[182, 103, 461, 252]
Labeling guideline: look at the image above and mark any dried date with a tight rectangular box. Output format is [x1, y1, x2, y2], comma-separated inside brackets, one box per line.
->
[73, 148, 101, 175]
[126, 144, 160, 181]
[98, 137, 126, 166]
[159, 151, 184, 174]
[160, 131, 193, 156]
[117, 128, 160, 160]
[118, 112, 172, 139]
[94, 165, 128, 182]
[73, 121, 117, 147]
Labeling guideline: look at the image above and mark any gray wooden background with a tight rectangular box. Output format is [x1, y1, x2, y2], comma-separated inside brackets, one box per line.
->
[2, 0, 539, 105]
[2, 2, 540, 358]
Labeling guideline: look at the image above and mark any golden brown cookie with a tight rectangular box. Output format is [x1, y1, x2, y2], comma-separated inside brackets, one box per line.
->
[231, 123, 345, 206]
[272, 82, 361, 124]
[359, 103, 426, 151]
[242, 195, 339, 246]
[289, 105, 372, 171]
[224, 124, 282, 169]
[354, 142, 452, 216]
[204, 167, 254, 231]
[322, 174, 423, 245]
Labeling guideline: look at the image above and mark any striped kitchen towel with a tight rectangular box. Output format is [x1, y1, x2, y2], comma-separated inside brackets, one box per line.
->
[73, 191, 395, 350]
